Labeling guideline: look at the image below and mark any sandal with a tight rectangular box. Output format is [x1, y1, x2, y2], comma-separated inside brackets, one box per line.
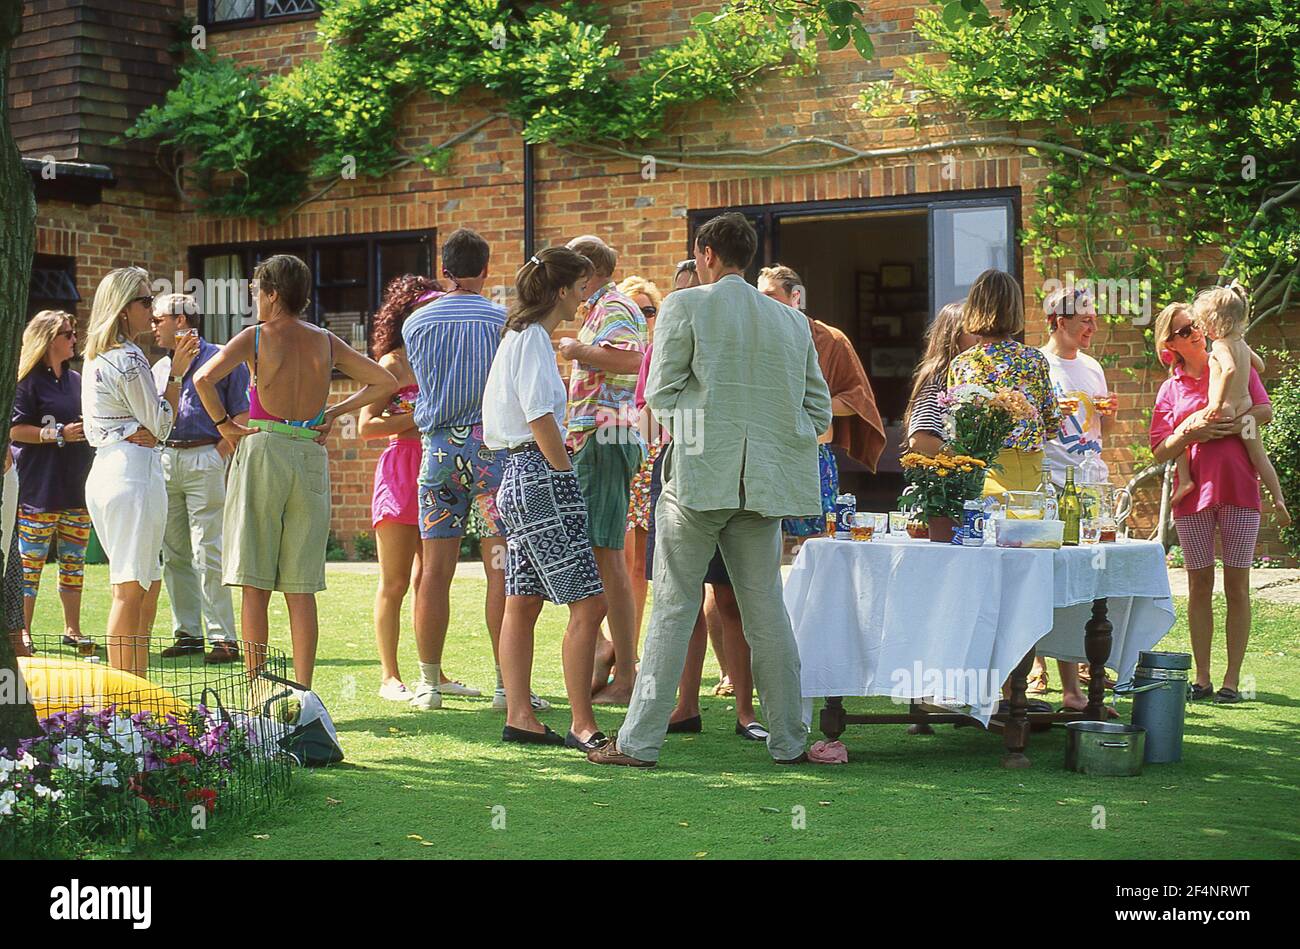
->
[1026, 669, 1049, 696]
[1190, 682, 1215, 701]
[713, 679, 735, 697]
[1078, 664, 1118, 689]
[1214, 686, 1243, 705]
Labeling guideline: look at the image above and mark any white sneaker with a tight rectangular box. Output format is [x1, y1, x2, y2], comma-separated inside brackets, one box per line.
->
[378, 681, 412, 702]
[491, 689, 550, 712]
[439, 679, 482, 698]
[409, 682, 442, 710]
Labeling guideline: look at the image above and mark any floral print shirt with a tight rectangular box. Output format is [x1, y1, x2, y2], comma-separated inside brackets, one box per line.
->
[947, 339, 1060, 452]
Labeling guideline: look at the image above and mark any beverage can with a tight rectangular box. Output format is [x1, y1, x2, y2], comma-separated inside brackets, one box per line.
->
[962, 500, 985, 546]
[832, 493, 856, 536]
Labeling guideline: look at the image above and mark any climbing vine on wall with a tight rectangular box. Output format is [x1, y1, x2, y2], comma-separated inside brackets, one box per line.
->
[125, 0, 815, 221]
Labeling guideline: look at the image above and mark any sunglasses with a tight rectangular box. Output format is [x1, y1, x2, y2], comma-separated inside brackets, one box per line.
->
[57, 328, 76, 339]
[640, 306, 657, 318]
[130, 294, 155, 309]
[1172, 324, 1197, 339]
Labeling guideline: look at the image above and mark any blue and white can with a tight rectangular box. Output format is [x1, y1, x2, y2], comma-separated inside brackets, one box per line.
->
[962, 500, 985, 547]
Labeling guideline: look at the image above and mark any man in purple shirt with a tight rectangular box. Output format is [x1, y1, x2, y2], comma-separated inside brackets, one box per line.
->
[151, 294, 249, 663]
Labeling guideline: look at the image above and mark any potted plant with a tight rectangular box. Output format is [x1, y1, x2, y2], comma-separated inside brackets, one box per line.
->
[898, 452, 987, 542]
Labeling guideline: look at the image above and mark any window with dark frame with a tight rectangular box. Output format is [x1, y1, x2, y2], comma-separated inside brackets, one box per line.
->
[203, 0, 320, 29]
[187, 232, 435, 351]
[27, 254, 80, 320]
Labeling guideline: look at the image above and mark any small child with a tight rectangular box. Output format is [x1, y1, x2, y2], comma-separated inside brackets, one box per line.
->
[1171, 282, 1290, 526]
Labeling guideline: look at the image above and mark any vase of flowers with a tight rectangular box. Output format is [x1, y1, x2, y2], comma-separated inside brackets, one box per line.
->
[898, 452, 988, 541]
[940, 384, 1040, 467]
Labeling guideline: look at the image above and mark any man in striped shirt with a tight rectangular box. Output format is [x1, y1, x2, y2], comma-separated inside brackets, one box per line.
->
[401, 228, 509, 712]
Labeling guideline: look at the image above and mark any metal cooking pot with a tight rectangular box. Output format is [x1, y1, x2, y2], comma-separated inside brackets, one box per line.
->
[1064, 721, 1146, 776]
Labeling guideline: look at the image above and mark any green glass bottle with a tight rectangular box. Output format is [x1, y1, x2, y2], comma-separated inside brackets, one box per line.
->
[1060, 465, 1082, 547]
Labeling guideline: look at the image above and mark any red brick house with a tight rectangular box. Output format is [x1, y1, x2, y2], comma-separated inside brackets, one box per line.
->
[13, 0, 1298, 560]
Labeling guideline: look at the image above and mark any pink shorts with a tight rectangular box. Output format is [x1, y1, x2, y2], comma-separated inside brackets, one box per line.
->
[371, 438, 421, 528]
[1174, 504, 1260, 571]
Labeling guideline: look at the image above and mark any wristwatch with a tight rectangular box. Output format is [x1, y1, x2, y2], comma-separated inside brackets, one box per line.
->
[54, 423, 65, 448]
[168, 375, 183, 387]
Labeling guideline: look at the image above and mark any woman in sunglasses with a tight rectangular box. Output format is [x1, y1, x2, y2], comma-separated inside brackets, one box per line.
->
[1149, 300, 1274, 705]
[82, 267, 199, 675]
[9, 311, 97, 651]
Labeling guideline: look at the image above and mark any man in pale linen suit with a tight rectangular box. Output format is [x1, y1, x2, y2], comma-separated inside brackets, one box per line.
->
[588, 212, 832, 767]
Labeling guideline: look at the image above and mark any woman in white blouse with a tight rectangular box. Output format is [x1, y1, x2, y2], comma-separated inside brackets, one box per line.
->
[82, 267, 198, 675]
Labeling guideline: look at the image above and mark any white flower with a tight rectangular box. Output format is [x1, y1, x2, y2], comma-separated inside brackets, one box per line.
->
[0, 789, 16, 816]
[16, 752, 37, 771]
[35, 784, 64, 802]
[108, 717, 144, 755]
[0, 757, 15, 777]
[97, 760, 119, 788]
[55, 737, 87, 762]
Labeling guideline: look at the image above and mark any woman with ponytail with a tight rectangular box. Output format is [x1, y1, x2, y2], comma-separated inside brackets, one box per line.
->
[481, 247, 608, 750]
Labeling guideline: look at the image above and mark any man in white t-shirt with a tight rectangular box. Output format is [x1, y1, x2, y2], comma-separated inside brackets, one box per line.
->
[1037, 286, 1118, 710]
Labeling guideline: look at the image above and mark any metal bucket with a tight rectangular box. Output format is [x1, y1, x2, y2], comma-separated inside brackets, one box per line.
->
[1126, 651, 1191, 763]
[1064, 721, 1146, 776]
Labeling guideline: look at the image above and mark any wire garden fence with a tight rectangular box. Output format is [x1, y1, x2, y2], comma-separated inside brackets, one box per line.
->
[1, 634, 295, 856]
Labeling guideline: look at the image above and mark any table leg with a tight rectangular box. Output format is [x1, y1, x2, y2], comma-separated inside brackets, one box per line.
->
[907, 699, 935, 735]
[1001, 649, 1036, 769]
[1085, 597, 1113, 721]
[820, 697, 846, 740]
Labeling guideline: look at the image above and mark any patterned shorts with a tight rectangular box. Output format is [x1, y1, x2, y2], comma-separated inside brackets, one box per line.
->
[625, 440, 663, 532]
[17, 507, 92, 596]
[782, 444, 840, 538]
[1175, 504, 1260, 571]
[417, 425, 504, 540]
[496, 449, 604, 605]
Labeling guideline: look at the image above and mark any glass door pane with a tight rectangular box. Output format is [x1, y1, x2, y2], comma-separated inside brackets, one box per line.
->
[929, 201, 1014, 315]
[199, 253, 247, 344]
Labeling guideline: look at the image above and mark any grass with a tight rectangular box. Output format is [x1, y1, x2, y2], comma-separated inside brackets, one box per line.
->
[29, 565, 1300, 860]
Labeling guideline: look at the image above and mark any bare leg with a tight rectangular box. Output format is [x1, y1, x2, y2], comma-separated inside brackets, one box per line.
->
[22, 596, 35, 639]
[592, 545, 637, 704]
[1222, 566, 1251, 692]
[713, 584, 756, 725]
[1186, 566, 1215, 689]
[59, 588, 84, 639]
[480, 536, 507, 669]
[703, 583, 730, 685]
[563, 594, 606, 740]
[670, 604, 709, 723]
[501, 594, 545, 732]
[625, 526, 649, 647]
[1240, 436, 1291, 526]
[283, 592, 320, 688]
[240, 586, 273, 678]
[412, 536, 461, 674]
[1059, 660, 1086, 711]
[374, 522, 419, 686]
[106, 581, 149, 677]
[140, 580, 161, 640]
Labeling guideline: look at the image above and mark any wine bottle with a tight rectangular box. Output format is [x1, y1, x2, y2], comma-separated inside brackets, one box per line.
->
[1039, 462, 1059, 520]
[1061, 465, 1082, 546]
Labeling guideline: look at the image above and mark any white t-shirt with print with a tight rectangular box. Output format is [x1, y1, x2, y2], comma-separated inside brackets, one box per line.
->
[1041, 348, 1109, 487]
[482, 323, 568, 451]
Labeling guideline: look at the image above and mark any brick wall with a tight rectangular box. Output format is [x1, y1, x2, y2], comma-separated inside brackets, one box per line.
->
[30, 1, 1299, 562]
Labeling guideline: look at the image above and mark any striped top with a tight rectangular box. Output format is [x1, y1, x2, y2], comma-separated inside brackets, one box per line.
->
[401, 293, 505, 432]
[906, 378, 948, 441]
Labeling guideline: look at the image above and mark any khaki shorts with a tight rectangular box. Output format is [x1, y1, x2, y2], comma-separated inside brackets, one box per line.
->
[223, 431, 330, 594]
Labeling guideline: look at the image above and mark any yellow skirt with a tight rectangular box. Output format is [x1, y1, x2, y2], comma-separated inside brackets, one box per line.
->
[982, 448, 1044, 497]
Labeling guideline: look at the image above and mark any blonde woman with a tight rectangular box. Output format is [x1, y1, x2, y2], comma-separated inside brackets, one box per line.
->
[10, 311, 96, 647]
[947, 270, 1061, 494]
[904, 301, 976, 456]
[82, 268, 199, 675]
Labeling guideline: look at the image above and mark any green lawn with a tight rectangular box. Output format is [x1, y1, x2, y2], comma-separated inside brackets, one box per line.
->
[29, 565, 1300, 860]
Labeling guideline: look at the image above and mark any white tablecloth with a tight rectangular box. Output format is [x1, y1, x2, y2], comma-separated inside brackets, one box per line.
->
[783, 534, 1175, 725]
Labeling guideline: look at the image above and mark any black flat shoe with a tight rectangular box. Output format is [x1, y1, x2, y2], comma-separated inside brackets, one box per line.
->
[735, 721, 770, 741]
[502, 724, 566, 746]
[1214, 686, 1243, 705]
[666, 714, 701, 734]
[564, 730, 607, 751]
[1190, 682, 1215, 701]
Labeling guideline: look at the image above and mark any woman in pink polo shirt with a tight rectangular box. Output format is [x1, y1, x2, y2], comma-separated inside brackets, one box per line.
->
[1148, 301, 1274, 704]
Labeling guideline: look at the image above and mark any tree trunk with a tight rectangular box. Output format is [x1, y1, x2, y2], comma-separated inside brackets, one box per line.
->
[0, 0, 39, 752]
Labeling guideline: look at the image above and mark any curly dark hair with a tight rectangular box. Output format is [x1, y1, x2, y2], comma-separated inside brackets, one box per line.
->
[371, 274, 443, 357]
